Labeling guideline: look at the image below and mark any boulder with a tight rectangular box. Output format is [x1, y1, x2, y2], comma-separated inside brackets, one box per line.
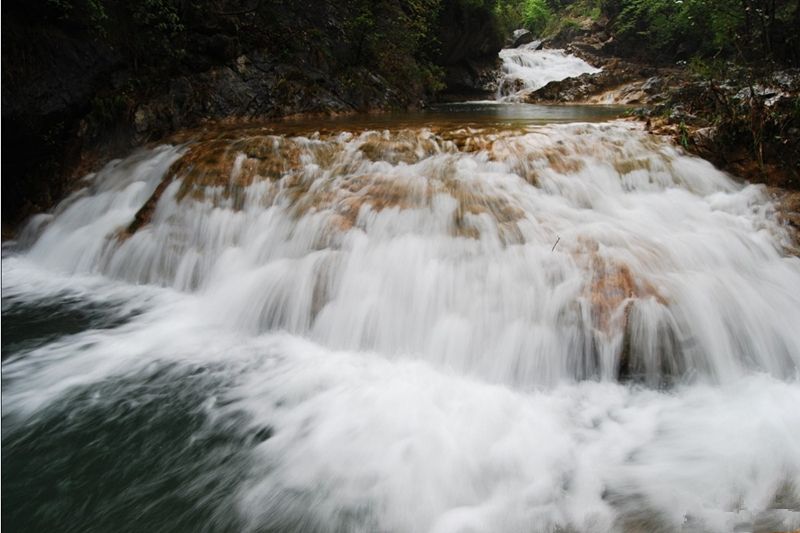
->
[512, 29, 534, 48]
[689, 127, 719, 159]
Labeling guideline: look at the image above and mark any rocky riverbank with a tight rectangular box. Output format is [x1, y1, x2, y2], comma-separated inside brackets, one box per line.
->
[520, 17, 799, 190]
[506, 16, 800, 240]
[495, 19, 798, 197]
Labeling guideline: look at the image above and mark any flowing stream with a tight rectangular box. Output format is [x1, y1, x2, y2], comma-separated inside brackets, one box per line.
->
[3, 50, 800, 533]
[497, 43, 600, 100]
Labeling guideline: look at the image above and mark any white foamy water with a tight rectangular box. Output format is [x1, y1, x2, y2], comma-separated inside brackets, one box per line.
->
[497, 44, 601, 101]
[3, 120, 800, 532]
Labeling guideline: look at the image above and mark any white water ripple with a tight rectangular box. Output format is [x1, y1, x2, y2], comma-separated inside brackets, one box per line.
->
[3, 119, 800, 532]
[497, 45, 601, 101]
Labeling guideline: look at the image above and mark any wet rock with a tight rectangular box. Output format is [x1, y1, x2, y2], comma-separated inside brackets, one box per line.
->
[545, 16, 613, 55]
[765, 188, 800, 256]
[438, 62, 498, 99]
[133, 106, 154, 135]
[435, 0, 503, 100]
[436, 0, 504, 66]
[668, 106, 695, 123]
[525, 59, 645, 103]
[690, 127, 718, 156]
[734, 85, 789, 107]
[770, 69, 800, 91]
[511, 29, 534, 48]
[439, 56, 502, 101]
[640, 76, 663, 92]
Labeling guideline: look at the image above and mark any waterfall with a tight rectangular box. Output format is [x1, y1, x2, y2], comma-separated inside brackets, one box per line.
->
[496, 44, 601, 101]
[4, 120, 800, 532]
[13, 122, 800, 386]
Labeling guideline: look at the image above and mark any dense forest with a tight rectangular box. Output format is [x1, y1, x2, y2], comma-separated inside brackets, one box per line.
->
[499, 0, 799, 65]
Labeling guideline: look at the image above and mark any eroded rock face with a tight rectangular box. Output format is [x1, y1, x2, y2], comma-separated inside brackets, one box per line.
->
[128, 52, 406, 146]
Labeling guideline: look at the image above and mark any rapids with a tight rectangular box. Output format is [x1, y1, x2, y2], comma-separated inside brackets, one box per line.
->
[497, 44, 601, 100]
[3, 108, 800, 531]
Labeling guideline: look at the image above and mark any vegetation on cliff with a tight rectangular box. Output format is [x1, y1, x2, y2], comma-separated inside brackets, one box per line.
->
[2, 0, 504, 224]
[495, 0, 799, 67]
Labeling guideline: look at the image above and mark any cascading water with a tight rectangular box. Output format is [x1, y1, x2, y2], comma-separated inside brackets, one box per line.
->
[4, 114, 800, 530]
[497, 43, 601, 100]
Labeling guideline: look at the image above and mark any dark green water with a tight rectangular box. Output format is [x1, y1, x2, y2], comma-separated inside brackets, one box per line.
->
[1, 297, 140, 358]
[1, 296, 254, 533]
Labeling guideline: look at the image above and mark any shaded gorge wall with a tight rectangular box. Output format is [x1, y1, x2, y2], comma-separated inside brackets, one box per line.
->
[1, 0, 504, 226]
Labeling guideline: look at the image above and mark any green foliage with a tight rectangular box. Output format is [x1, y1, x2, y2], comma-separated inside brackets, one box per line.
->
[45, 0, 108, 34]
[493, 0, 526, 33]
[610, 0, 797, 65]
[686, 57, 729, 80]
[46, 0, 75, 17]
[90, 93, 130, 126]
[493, 0, 605, 38]
[454, 0, 498, 9]
[522, 0, 551, 35]
[124, 0, 187, 67]
[494, 0, 798, 66]
[678, 120, 689, 149]
[38, 0, 187, 72]
[131, 0, 182, 36]
[339, 0, 444, 94]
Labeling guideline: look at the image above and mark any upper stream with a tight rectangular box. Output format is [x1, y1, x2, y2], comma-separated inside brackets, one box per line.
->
[497, 43, 601, 100]
[3, 47, 800, 533]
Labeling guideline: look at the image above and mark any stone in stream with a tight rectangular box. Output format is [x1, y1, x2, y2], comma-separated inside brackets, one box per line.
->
[511, 29, 534, 48]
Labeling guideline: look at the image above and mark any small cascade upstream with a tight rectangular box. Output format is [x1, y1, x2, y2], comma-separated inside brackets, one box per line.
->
[4, 116, 800, 531]
[497, 43, 601, 101]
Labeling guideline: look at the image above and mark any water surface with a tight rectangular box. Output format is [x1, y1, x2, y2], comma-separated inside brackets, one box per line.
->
[3, 57, 800, 533]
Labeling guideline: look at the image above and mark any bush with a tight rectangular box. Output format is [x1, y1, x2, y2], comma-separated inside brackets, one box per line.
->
[609, 0, 798, 65]
[522, 0, 551, 35]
